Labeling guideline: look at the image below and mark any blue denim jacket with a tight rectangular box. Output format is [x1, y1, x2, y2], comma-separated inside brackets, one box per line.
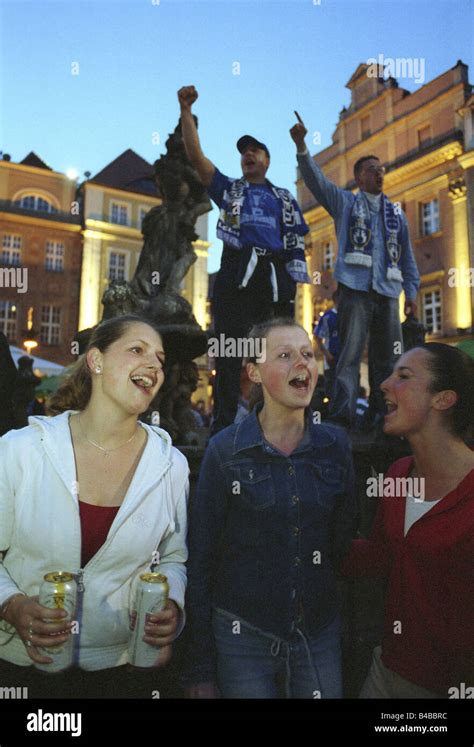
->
[297, 151, 420, 301]
[184, 405, 356, 684]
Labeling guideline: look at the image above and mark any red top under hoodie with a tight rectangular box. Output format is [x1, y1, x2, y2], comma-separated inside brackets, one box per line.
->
[341, 456, 474, 695]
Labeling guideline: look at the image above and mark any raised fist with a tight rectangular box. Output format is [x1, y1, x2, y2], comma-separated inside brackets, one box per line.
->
[178, 86, 198, 111]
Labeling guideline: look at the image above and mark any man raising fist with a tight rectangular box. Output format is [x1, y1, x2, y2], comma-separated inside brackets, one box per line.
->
[178, 86, 310, 435]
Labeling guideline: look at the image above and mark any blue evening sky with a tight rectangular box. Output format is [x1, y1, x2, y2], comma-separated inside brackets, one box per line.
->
[1, 0, 472, 271]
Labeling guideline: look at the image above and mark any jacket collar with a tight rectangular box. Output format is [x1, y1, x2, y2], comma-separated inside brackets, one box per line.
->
[232, 404, 337, 455]
[394, 456, 474, 518]
[28, 411, 173, 519]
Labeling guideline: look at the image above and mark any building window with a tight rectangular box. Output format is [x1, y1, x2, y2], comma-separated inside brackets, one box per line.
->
[0, 301, 18, 341]
[14, 195, 57, 213]
[418, 125, 431, 148]
[421, 199, 439, 236]
[110, 202, 129, 226]
[139, 207, 148, 229]
[322, 241, 334, 270]
[108, 251, 127, 281]
[361, 115, 371, 140]
[45, 241, 64, 272]
[1, 234, 22, 265]
[422, 289, 442, 334]
[40, 305, 61, 345]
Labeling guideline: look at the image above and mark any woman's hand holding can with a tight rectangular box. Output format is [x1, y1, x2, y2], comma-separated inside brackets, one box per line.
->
[3, 594, 71, 664]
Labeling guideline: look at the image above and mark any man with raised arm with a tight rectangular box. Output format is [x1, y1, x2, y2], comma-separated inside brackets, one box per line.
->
[178, 86, 310, 434]
[290, 113, 420, 429]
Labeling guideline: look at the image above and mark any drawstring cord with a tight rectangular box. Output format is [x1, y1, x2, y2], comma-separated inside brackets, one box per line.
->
[270, 627, 321, 698]
[295, 627, 321, 696]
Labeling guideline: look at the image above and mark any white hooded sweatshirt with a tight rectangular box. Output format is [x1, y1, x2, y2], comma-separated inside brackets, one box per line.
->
[0, 411, 189, 670]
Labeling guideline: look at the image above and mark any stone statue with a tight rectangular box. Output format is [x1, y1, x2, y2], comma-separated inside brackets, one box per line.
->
[99, 118, 212, 444]
[131, 118, 212, 297]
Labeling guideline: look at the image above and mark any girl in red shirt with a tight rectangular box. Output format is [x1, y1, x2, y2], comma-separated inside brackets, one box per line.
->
[343, 342, 474, 698]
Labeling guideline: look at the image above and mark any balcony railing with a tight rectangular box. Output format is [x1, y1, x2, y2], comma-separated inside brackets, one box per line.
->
[0, 200, 80, 224]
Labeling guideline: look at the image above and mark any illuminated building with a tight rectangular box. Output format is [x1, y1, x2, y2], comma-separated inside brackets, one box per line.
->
[0, 152, 82, 365]
[78, 148, 211, 330]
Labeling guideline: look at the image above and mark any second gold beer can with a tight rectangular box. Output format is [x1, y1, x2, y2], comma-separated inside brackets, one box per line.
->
[129, 572, 169, 668]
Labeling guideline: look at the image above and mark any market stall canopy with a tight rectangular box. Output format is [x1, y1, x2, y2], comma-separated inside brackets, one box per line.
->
[9, 346, 65, 377]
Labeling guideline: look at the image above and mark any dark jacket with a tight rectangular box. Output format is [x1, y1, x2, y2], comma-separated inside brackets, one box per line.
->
[184, 405, 356, 684]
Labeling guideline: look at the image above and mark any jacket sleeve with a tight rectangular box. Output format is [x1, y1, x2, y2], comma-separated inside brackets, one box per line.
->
[339, 462, 399, 578]
[181, 439, 229, 686]
[331, 430, 358, 570]
[297, 150, 346, 218]
[156, 474, 189, 639]
[399, 210, 420, 302]
[340, 505, 391, 578]
[0, 436, 26, 606]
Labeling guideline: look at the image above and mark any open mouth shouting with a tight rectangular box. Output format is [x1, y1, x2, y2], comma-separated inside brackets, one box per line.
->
[384, 399, 398, 418]
[130, 372, 157, 395]
[289, 372, 311, 395]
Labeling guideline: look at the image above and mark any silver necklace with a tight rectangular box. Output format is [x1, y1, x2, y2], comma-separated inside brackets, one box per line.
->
[78, 415, 138, 456]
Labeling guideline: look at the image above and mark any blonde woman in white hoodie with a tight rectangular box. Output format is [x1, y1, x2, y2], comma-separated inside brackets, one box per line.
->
[0, 315, 189, 698]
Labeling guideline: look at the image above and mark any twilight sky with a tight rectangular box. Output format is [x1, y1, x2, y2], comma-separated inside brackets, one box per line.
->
[1, 0, 472, 270]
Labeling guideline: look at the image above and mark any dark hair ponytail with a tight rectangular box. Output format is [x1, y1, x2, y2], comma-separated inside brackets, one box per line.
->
[420, 342, 474, 439]
[46, 315, 162, 416]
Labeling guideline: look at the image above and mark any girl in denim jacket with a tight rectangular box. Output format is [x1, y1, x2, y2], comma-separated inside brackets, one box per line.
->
[185, 318, 356, 698]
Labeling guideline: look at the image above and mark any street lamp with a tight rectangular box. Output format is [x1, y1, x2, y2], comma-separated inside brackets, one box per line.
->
[22, 306, 38, 355]
[23, 332, 38, 355]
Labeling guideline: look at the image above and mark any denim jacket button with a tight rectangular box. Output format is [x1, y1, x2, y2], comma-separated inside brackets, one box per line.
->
[288, 466, 295, 476]
[294, 557, 301, 566]
[292, 526, 299, 536]
[291, 495, 299, 505]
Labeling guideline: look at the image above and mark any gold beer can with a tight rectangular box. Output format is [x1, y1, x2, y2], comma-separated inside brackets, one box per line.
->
[129, 572, 169, 668]
[35, 571, 77, 673]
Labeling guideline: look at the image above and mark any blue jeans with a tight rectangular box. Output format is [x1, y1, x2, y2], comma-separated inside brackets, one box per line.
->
[329, 284, 402, 426]
[212, 608, 342, 699]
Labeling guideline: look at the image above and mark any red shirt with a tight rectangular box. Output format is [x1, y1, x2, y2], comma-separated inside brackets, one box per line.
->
[341, 456, 474, 694]
[79, 501, 120, 567]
